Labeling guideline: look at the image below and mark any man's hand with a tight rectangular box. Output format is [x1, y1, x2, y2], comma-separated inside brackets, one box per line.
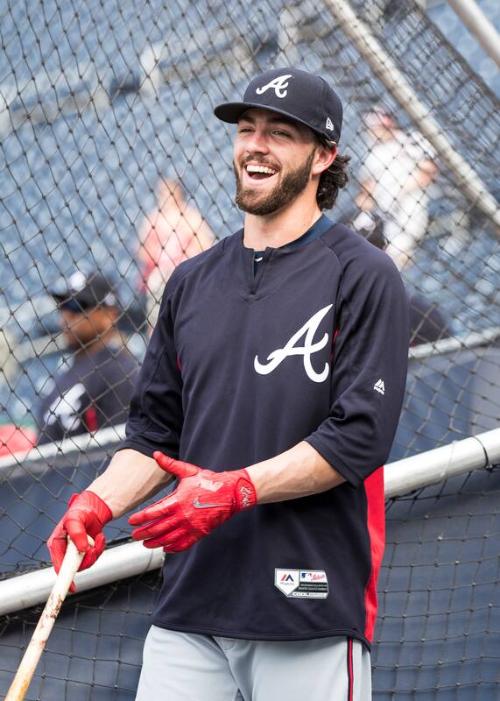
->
[128, 452, 257, 552]
[47, 491, 113, 592]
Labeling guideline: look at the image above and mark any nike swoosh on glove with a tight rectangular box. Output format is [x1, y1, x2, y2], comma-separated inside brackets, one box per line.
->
[128, 452, 257, 553]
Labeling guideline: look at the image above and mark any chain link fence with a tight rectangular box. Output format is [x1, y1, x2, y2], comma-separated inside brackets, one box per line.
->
[0, 0, 498, 698]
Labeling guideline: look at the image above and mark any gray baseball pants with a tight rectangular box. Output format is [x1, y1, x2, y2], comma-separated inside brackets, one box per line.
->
[135, 624, 372, 700]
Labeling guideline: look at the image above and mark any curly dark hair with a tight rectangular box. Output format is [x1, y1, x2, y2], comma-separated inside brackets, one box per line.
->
[315, 138, 350, 210]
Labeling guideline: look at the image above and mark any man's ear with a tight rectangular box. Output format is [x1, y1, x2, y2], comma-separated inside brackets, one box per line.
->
[312, 143, 338, 177]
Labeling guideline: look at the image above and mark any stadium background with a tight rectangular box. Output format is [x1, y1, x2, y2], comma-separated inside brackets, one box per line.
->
[0, 0, 499, 698]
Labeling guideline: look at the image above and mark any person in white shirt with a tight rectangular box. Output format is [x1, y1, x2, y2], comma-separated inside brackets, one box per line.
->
[356, 107, 438, 269]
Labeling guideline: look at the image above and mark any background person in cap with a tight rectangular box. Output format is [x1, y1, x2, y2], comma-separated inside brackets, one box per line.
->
[46, 68, 409, 700]
[36, 271, 140, 445]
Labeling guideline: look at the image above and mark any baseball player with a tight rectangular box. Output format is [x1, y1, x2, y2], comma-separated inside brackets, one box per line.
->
[47, 67, 409, 700]
[37, 271, 139, 444]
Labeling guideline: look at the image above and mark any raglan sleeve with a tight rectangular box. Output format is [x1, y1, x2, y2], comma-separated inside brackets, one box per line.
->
[92, 352, 140, 429]
[119, 273, 184, 459]
[305, 251, 409, 487]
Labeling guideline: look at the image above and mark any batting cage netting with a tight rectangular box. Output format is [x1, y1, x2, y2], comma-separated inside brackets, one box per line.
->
[0, 0, 499, 698]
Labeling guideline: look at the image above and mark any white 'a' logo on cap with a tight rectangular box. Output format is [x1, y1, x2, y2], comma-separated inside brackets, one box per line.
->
[326, 117, 334, 131]
[256, 74, 292, 99]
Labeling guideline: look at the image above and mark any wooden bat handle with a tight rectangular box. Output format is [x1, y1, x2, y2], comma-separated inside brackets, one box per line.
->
[5, 539, 88, 701]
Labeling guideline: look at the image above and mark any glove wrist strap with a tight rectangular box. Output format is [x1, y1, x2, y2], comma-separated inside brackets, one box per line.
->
[234, 469, 257, 511]
[70, 490, 113, 525]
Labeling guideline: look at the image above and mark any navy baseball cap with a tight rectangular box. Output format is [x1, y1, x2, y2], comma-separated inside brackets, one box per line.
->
[214, 67, 343, 144]
[51, 271, 119, 312]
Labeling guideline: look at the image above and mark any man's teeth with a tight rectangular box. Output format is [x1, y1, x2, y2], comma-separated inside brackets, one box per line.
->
[246, 165, 276, 175]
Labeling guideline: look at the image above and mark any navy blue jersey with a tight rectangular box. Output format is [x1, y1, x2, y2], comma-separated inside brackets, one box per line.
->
[37, 343, 139, 444]
[122, 222, 409, 647]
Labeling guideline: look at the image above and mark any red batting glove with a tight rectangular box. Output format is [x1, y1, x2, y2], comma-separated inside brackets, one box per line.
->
[128, 451, 257, 553]
[47, 491, 113, 592]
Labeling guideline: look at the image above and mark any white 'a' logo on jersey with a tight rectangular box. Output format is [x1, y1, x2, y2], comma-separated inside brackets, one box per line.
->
[255, 74, 292, 99]
[254, 304, 333, 383]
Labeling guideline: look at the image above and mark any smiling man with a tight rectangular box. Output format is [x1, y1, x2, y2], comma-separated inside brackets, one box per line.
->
[234, 111, 320, 216]
[47, 68, 409, 700]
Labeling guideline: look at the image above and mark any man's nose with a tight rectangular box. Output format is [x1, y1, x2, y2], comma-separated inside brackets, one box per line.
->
[245, 129, 270, 153]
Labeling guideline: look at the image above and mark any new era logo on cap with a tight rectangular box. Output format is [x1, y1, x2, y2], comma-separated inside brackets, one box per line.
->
[214, 66, 343, 144]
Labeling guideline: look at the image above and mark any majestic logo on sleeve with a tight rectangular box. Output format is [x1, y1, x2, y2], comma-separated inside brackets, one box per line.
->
[255, 74, 292, 98]
[254, 304, 333, 383]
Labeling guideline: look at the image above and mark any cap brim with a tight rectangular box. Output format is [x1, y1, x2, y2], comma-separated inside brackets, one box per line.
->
[51, 292, 86, 309]
[50, 290, 71, 302]
[214, 101, 262, 123]
[214, 101, 329, 141]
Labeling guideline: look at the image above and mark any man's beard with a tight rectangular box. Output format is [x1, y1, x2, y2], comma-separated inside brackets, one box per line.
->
[234, 149, 315, 216]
